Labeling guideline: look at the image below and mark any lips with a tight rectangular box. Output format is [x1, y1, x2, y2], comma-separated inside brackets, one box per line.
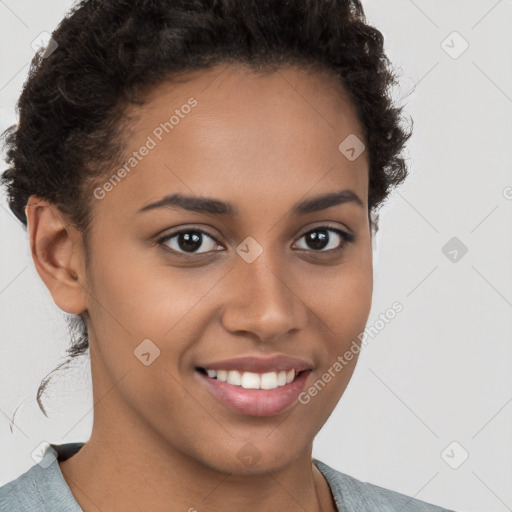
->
[195, 355, 313, 417]
[196, 354, 312, 374]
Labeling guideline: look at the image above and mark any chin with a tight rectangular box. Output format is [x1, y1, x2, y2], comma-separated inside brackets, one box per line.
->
[193, 437, 309, 477]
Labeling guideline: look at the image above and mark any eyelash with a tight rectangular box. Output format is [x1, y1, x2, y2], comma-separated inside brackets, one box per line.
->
[156, 225, 355, 258]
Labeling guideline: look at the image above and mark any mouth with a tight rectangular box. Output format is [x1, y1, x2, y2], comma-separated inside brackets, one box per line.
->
[196, 367, 306, 389]
[194, 356, 312, 417]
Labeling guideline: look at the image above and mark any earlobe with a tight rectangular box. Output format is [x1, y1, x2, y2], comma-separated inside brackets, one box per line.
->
[25, 195, 88, 315]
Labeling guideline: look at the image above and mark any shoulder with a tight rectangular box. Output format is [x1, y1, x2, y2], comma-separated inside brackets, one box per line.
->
[314, 459, 456, 512]
[0, 443, 83, 512]
[0, 463, 49, 511]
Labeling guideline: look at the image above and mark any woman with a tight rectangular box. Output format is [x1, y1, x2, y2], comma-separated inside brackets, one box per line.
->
[0, 0, 455, 510]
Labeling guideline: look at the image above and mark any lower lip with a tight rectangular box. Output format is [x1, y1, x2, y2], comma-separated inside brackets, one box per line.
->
[197, 370, 311, 417]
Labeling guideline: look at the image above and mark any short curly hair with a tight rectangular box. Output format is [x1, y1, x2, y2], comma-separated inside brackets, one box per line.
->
[1, 0, 412, 415]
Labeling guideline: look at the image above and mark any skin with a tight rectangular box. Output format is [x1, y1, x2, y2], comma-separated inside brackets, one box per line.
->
[26, 63, 373, 512]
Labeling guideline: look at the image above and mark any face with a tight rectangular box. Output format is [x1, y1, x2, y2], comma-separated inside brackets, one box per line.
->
[79, 64, 373, 474]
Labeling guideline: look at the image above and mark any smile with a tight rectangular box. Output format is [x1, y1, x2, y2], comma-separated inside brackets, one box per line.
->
[198, 368, 297, 389]
[195, 361, 312, 417]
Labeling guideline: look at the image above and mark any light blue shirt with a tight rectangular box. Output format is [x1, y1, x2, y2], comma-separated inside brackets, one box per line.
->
[1, 442, 455, 511]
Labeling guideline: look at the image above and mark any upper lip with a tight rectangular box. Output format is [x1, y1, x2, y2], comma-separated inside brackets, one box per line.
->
[196, 355, 312, 374]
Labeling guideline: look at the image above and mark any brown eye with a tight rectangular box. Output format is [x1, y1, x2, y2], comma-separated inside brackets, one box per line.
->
[293, 226, 354, 252]
[158, 228, 223, 255]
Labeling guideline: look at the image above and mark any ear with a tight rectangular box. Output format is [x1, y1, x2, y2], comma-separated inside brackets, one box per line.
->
[25, 195, 88, 315]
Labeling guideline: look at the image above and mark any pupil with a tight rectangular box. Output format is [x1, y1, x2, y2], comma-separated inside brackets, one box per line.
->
[308, 230, 328, 250]
[179, 231, 202, 252]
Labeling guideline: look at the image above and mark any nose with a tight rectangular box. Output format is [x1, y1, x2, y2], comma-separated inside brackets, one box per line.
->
[220, 249, 308, 343]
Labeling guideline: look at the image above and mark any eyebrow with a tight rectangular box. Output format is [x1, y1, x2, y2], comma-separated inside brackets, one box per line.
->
[137, 188, 364, 216]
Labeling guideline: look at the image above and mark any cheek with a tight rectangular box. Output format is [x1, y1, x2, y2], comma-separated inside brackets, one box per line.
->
[296, 249, 373, 336]
[83, 241, 206, 414]
[292, 245, 373, 411]
[84, 238, 226, 392]
[291, 261, 372, 429]
[86, 237, 201, 335]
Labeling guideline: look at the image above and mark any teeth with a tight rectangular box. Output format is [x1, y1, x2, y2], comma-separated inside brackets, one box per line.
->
[227, 370, 242, 386]
[241, 372, 260, 389]
[260, 372, 278, 390]
[203, 369, 297, 389]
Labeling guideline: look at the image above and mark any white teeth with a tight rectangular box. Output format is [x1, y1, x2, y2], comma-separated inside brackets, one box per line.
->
[260, 372, 278, 390]
[241, 371, 261, 389]
[226, 370, 242, 386]
[203, 369, 297, 389]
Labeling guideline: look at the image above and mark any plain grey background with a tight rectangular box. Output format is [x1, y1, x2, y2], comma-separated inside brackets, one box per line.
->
[1, 2, 511, 511]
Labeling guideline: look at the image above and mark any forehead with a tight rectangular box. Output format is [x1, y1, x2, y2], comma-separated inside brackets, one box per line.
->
[93, 64, 368, 221]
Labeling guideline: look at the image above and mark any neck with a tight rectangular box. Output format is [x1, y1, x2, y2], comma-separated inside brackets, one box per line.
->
[59, 430, 334, 512]
[58, 376, 336, 512]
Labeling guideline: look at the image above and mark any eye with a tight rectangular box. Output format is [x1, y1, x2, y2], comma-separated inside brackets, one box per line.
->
[156, 224, 354, 258]
[293, 225, 354, 253]
[157, 228, 223, 255]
